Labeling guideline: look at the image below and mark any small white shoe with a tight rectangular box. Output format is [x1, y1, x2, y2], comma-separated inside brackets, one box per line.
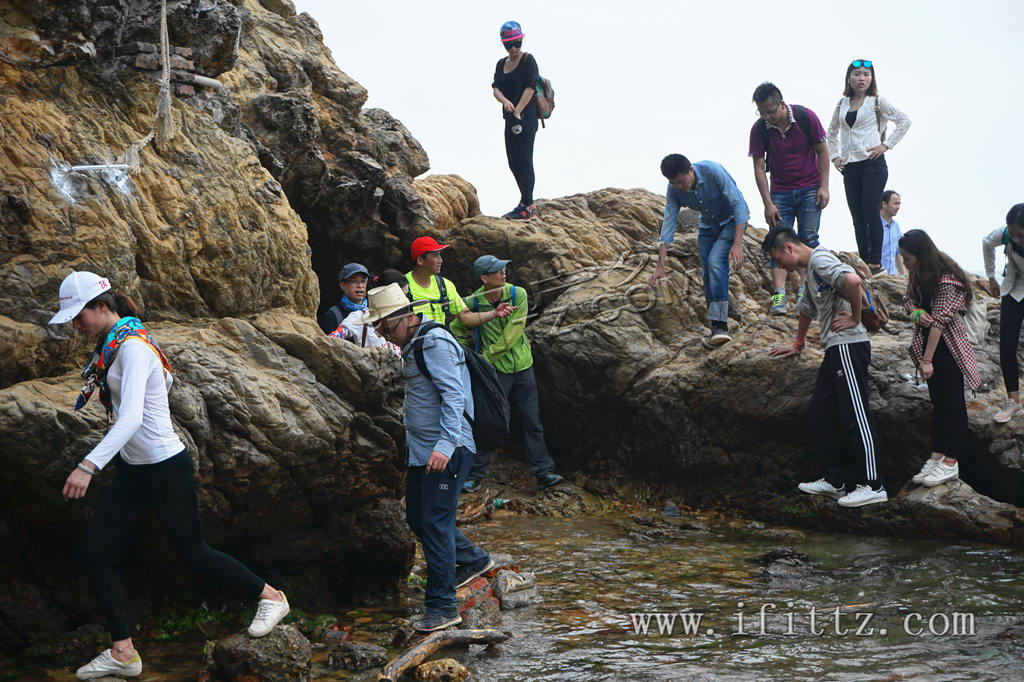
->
[994, 400, 1024, 423]
[911, 457, 942, 485]
[837, 484, 888, 508]
[797, 478, 846, 499]
[75, 649, 142, 680]
[247, 592, 290, 637]
[922, 460, 959, 487]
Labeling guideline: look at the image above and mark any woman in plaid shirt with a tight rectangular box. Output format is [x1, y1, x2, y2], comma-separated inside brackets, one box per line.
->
[899, 230, 979, 488]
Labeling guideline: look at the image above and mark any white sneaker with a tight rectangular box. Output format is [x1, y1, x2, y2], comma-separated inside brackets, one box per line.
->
[247, 592, 290, 637]
[797, 478, 845, 499]
[911, 457, 942, 485]
[75, 649, 142, 679]
[993, 400, 1024, 423]
[922, 460, 959, 487]
[837, 484, 888, 508]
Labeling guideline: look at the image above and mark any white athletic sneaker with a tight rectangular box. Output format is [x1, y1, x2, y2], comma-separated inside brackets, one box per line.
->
[922, 460, 959, 487]
[247, 592, 290, 637]
[75, 649, 142, 679]
[911, 457, 942, 485]
[797, 478, 845, 499]
[837, 484, 888, 508]
[993, 400, 1024, 423]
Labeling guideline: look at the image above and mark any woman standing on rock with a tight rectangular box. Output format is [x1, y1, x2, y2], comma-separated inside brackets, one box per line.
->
[826, 59, 911, 275]
[50, 272, 290, 680]
[899, 231, 979, 488]
[983, 204, 1024, 423]
[492, 20, 540, 220]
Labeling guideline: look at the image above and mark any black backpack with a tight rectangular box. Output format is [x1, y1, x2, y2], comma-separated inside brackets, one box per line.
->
[757, 103, 814, 174]
[411, 321, 511, 452]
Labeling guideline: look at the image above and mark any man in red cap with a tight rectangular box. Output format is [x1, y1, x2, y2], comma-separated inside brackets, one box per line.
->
[405, 236, 514, 327]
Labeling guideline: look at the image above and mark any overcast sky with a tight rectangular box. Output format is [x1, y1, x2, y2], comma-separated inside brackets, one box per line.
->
[293, 0, 1023, 274]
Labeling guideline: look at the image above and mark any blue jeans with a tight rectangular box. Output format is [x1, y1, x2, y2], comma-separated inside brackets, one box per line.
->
[698, 223, 735, 323]
[469, 367, 556, 481]
[768, 187, 821, 268]
[406, 447, 489, 611]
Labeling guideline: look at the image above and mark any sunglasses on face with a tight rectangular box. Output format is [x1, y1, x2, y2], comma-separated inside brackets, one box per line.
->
[504, 40, 522, 49]
[851, 59, 872, 68]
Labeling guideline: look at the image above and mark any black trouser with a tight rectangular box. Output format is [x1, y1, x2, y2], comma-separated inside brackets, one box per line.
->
[999, 294, 1024, 393]
[926, 338, 968, 461]
[503, 114, 538, 206]
[808, 342, 881, 488]
[77, 451, 265, 640]
[842, 156, 888, 265]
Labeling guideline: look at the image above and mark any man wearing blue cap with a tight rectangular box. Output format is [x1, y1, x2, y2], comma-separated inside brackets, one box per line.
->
[318, 263, 371, 334]
[452, 256, 562, 492]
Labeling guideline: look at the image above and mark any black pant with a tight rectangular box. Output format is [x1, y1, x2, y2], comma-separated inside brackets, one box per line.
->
[999, 294, 1024, 393]
[808, 342, 881, 488]
[842, 156, 888, 265]
[77, 451, 265, 640]
[503, 114, 538, 206]
[926, 338, 968, 460]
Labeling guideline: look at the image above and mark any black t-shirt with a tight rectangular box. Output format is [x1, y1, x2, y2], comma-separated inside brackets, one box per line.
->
[492, 53, 539, 120]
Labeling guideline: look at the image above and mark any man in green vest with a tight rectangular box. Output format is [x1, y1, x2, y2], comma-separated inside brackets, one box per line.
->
[452, 255, 562, 492]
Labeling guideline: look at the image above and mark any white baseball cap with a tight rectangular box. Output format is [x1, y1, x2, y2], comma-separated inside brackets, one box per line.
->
[49, 271, 112, 324]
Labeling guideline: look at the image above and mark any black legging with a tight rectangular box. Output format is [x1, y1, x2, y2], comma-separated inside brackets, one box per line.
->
[926, 338, 969, 461]
[999, 294, 1024, 393]
[503, 114, 538, 206]
[842, 156, 888, 265]
[77, 451, 265, 640]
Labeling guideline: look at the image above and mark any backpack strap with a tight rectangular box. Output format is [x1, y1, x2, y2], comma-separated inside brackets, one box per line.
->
[410, 320, 475, 428]
[435, 274, 450, 315]
[874, 98, 886, 143]
[757, 119, 771, 173]
[471, 296, 481, 353]
[791, 104, 814, 144]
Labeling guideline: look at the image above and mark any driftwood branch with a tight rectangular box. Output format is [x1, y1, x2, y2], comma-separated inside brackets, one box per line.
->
[456, 488, 496, 525]
[377, 628, 509, 682]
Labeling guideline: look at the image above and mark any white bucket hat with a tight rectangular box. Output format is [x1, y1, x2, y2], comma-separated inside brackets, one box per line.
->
[362, 283, 427, 324]
[49, 271, 112, 324]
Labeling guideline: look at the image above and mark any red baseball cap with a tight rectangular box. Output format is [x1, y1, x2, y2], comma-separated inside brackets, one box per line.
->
[410, 236, 450, 262]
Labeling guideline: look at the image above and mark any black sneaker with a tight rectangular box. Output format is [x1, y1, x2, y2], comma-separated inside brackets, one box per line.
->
[462, 479, 482, 493]
[503, 204, 530, 220]
[455, 557, 495, 588]
[411, 609, 462, 632]
[537, 473, 564, 490]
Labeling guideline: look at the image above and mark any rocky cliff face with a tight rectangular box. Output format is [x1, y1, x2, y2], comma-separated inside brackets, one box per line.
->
[0, 0, 461, 653]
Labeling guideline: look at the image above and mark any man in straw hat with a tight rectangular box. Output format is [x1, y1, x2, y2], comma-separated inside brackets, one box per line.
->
[365, 283, 501, 631]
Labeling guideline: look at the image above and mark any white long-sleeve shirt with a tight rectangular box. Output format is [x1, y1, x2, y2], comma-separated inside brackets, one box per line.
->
[84, 338, 184, 470]
[826, 95, 911, 164]
[983, 226, 1024, 302]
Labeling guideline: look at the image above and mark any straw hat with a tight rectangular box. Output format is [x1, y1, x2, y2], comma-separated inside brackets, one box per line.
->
[362, 283, 427, 324]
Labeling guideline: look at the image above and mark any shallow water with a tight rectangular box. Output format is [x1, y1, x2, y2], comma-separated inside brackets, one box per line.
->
[10, 511, 1024, 681]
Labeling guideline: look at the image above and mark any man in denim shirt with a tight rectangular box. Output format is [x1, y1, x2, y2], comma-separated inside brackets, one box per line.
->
[367, 284, 499, 632]
[649, 154, 750, 346]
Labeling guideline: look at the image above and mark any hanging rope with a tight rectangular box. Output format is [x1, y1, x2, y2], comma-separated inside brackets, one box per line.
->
[121, 0, 175, 173]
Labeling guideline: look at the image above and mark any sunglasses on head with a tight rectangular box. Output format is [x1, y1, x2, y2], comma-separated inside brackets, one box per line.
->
[851, 59, 872, 68]
[504, 40, 522, 49]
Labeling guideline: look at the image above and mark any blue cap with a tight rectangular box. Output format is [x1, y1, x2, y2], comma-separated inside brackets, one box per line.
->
[500, 20, 524, 42]
[473, 255, 511, 278]
[338, 263, 370, 281]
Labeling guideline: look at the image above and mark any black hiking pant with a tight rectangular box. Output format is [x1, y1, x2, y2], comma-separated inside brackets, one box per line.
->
[927, 338, 969, 461]
[842, 156, 888, 265]
[77, 451, 265, 640]
[999, 294, 1024, 394]
[504, 114, 538, 206]
[808, 342, 881, 489]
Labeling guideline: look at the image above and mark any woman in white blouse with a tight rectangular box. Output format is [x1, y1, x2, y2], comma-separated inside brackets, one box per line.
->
[827, 59, 911, 275]
[983, 204, 1024, 423]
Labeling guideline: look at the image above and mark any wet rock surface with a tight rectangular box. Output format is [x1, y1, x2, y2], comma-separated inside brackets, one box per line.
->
[213, 625, 311, 682]
[414, 657, 469, 681]
[326, 639, 388, 672]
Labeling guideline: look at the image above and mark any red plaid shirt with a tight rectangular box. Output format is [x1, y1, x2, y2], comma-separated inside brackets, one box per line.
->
[903, 273, 980, 389]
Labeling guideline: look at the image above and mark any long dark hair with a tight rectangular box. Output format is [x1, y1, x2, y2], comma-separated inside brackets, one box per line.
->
[898, 229, 973, 305]
[84, 291, 143, 318]
[843, 61, 879, 97]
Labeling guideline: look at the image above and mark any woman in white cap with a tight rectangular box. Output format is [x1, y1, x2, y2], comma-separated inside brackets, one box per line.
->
[50, 272, 290, 680]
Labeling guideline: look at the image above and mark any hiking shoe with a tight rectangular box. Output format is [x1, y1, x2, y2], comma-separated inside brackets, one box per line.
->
[922, 460, 959, 487]
[537, 473, 564, 490]
[525, 203, 537, 218]
[837, 484, 888, 508]
[247, 593, 289, 637]
[769, 291, 787, 315]
[503, 204, 530, 220]
[868, 264, 886, 277]
[797, 478, 845, 499]
[463, 479, 482, 494]
[455, 557, 495, 588]
[75, 649, 142, 680]
[994, 399, 1024, 423]
[710, 323, 731, 346]
[911, 457, 942, 485]
[411, 609, 462, 632]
